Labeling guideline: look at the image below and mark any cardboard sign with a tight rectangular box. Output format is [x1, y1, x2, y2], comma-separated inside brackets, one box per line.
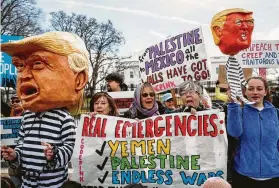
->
[236, 40, 279, 68]
[138, 27, 210, 93]
[72, 110, 227, 187]
[0, 117, 22, 146]
[218, 65, 252, 85]
[108, 91, 134, 115]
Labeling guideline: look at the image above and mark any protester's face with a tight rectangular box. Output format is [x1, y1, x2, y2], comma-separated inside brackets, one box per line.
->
[141, 87, 155, 110]
[13, 51, 79, 112]
[218, 13, 254, 55]
[94, 96, 111, 115]
[107, 80, 120, 92]
[245, 79, 266, 106]
[164, 99, 175, 109]
[181, 90, 200, 108]
[10, 97, 23, 112]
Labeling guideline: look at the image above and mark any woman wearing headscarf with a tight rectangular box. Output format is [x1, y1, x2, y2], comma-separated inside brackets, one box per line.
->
[123, 82, 165, 119]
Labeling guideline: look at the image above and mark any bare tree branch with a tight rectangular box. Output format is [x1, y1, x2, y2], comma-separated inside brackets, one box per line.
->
[49, 11, 129, 97]
[1, 0, 43, 37]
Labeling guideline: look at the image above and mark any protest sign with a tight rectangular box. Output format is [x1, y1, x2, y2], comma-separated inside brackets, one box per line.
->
[108, 91, 134, 115]
[236, 40, 279, 68]
[0, 35, 24, 88]
[138, 27, 210, 93]
[72, 110, 227, 187]
[0, 116, 22, 146]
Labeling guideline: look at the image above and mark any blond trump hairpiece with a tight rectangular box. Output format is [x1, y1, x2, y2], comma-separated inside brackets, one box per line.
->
[210, 8, 253, 45]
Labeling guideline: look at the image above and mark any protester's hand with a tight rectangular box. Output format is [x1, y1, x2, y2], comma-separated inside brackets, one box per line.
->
[227, 90, 235, 103]
[85, 112, 98, 117]
[1, 145, 16, 161]
[42, 142, 54, 161]
[91, 112, 98, 117]
[190, 108, 197, 115]
[216, 80, 220, 86]
[201, 98, 210, 109]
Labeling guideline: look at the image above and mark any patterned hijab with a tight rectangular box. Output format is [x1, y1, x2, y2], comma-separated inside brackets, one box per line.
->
[130, 82, 159, 117]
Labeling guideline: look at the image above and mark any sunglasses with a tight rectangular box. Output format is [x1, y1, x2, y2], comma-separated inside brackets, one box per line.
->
[11, 99, 21, 104]
[141, 92, 155, 98]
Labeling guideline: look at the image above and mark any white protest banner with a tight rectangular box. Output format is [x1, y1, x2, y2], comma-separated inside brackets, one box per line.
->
[72, 110, 227, 188]
[236, 40, 279, 68]
[0, 117, 22, 146]
[108, 91, 134, 115]
[138, 27, 210, 93]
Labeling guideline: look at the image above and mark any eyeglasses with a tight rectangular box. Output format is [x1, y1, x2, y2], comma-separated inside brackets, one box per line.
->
[141, 92, 155, 98]
[181, 90, 197, 96]
[166, 98, 173, 102]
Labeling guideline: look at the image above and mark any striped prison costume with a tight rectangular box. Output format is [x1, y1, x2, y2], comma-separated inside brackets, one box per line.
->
[12, 108, 76, 188]
[226, 56, 250, 103]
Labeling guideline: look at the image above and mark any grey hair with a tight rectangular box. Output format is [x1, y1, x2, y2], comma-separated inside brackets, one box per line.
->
[178, 80, 203, 96]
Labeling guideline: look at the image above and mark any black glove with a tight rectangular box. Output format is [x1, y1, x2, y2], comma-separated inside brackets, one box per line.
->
[216, 80, 220, 85]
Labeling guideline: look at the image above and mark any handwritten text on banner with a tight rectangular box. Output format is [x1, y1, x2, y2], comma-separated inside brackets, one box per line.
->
[72, 110, 227, 188]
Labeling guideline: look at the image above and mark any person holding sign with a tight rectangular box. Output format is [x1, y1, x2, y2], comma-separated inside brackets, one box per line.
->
[123, 82, 165, 119]
[9, 94, 24, 117]
[227, 76, 279, 187]
[162, 92, 177, 114]
[90, 92, 119, 116]
[177, 80, 213, 114]
[1, 31, 89, 188]
[6, 96, 24, 187]
[211, 8, 254, 104]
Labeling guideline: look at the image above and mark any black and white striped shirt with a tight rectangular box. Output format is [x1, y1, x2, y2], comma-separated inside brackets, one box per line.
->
[226, 56, 250, 103]
[14, 108, 76, 188]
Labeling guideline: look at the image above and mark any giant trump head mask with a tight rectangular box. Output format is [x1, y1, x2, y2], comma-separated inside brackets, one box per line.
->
[211, 8, 254, 55]
[1, 31, 89, 114]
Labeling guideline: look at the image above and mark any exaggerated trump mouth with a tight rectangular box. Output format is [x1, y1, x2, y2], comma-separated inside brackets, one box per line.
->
[19, 83, 39, 102]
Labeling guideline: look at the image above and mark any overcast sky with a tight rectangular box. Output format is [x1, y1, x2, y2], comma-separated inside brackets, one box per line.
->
[37, 0, 279, 58]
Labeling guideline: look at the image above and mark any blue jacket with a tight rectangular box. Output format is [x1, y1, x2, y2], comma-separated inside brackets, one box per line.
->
[227, 101, 279, 178]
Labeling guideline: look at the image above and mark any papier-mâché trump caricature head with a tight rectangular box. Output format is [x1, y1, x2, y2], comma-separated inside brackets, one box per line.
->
[211, 8, 254, 55]
[1, 31, 89, 114]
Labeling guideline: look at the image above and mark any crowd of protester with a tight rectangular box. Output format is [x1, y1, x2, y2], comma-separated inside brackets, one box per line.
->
[1, 73, 279, 188]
